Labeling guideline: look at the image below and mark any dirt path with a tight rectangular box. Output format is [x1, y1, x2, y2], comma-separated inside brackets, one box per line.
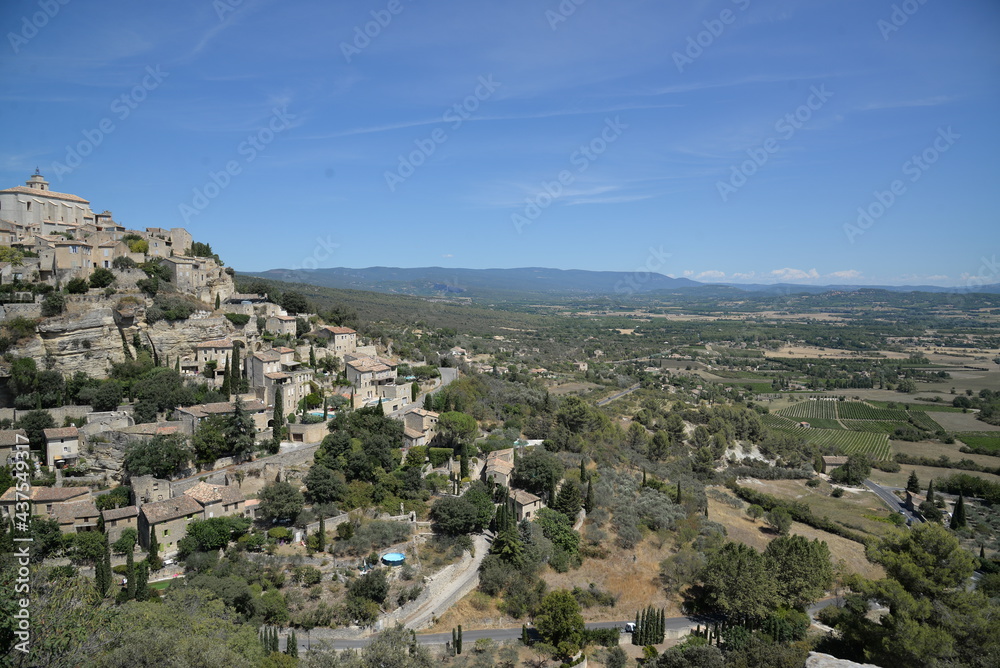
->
[382, 534, 490, 630]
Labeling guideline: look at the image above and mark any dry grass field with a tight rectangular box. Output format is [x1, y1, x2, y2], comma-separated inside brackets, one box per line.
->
[706, 487, 885, 581]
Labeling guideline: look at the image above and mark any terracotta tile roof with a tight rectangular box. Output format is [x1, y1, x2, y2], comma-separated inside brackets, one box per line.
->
[322, 326, 356, 335]
[183, 481, 243, 506]
[155, 425, 180, 436]
[403, 427, 424, 439]
[177, 400, 267, 418]
[822, 456, 849, 465]
[101, 505, 139, 522]
[254, 350, 281, 362]
[0, 429, 28, 447]
[195, 338, 232, 349]
[274, 347, 294, 353]
[510, 489, 542, 505]
[43, 426, 79, 440]
[264, 372, 291, 380]
[51, 500, 100, 523]
[486, 448, 514, 464]
[0, 186, 89, 203]
[0, 486, 91, 504]
[140, 495, 203, 524]
[486, 460, 514, 476]
[346, 357, 391, 373]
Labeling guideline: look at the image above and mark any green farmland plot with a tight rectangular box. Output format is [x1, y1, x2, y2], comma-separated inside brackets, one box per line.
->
[836, 402, 910, 421]
[777, 401, 839, 420]
[800, 429, 892, 461]
[956, 432, 1000, 452]
[841, 420, 902, 434]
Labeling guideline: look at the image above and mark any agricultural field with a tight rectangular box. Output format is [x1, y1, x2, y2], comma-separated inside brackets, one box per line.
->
[841, 420, 904, 434]
[777, 400, 839, 420]
[956, 432, 1000, 452]
[835, 402, 909, 421]
[804, 429, 892, 460]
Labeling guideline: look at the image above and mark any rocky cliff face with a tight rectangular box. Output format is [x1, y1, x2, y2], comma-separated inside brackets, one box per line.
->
[14, 299, 241, 379]
[31, 306, 125, 377]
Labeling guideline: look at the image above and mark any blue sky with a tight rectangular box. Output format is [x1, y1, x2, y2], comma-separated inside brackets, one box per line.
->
[1, 0, 998, 286]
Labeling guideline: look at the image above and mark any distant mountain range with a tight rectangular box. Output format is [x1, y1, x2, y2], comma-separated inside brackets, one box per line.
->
[244, 266, 1000, 298]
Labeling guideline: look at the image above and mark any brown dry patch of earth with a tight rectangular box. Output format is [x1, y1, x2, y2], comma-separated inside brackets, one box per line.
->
[707, 490, 884, 581]
[548, 381, 602, 396]
[542, 535, 682, 622]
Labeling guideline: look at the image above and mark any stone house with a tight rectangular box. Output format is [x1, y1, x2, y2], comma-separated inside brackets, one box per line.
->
[51, 500, 101, 534]
[183, 481, 246, 519]
[173, 399, 269, 434]
[43, 426, 81, 468]
[484, 448, 515, 488]
[0, 429, 29, 467]
[510, 488, 544, 522]
[316, 326, 357, 355]
[345, 355, 397, 400]
[822, 456, 849, 474]
[0, 485, 92, 522]
[266, 315, 298, 337]
[0, 171, 94, 229]
[138, 494, 204, 557]
[404, 408, 439, 435]
[102, 505, 140, 544]
[130, 475, 172, 506]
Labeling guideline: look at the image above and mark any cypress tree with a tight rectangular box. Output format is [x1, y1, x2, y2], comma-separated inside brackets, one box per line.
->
[927, 479, 935, 504]
[585, 479, 594, 513]
[634, 610, 640, 645]
[642, 468, 647, 486]
[221, 355, 231, 397]
[456, 624, 462, 654]
[272, 627, 279, 653]
[232, 343, 243, 393]
[906, 470, 920, 494]
[676, 480, 682, 504]
[215, 293, 221, 310]
[125, 549, 136, 600]
[951, 492, 967, 530]
[273, 388, 284, 443]
[309, 345, 316, 367]
[452, 628, 457, 653]
[579, 457, 587, 482]
[424, 393, 433, 410]
[134, 560, 149, 601]
[174, 357, 180, 373]
[521, 623, 529, 645]
[148, 526, 161, 570]
[318, 515, 326, 552]
[286, 629, 298, 657]
[95, 534, 111, 598]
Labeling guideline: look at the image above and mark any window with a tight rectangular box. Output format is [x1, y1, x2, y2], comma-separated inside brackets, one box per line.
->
[163, 529, 169, 536]
[70, 246, 78, 254]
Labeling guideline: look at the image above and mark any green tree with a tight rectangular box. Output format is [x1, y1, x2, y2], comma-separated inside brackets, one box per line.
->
[765, 508, 793, 536]
[273, 388, 285, 443]
[304, 464, 347, 505]
[147, 524, 162, 570]
[949, 493, 967, 530]
[95, 533, 112, 597]
[764, 534, 833, 609]
[41, 292, 66, 316]
[700, 542, 778, 625]
[830, 454, 871, 486]
[124, 434, 192, 478]
[534, 589, 586, 658]
[89, 268, 115, 289]
[511, 449, 563, 497]
[15, 408, 55, 450]
[906, 470, 921, 494]
[430, 496, 479, 536]
[227, 395, 256, 461]
[258, 481, 304, 524]
[553, 479, 582, 520]
[66, 277, 89, 294]
[746, 504, 764, 523]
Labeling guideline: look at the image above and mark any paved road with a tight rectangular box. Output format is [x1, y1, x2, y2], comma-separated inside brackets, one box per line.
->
[597, 383, 641, 406]
[281, 597, 846, 653]
[864, 479, 923, 524]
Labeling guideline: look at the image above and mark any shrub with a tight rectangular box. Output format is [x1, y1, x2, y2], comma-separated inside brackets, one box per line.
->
[112, 256, 136, 270]
[89, 268, 115, 289]
[41, 293, 65, 317]
[66, 278, 89, 294]
[224, 313, 250, 326]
